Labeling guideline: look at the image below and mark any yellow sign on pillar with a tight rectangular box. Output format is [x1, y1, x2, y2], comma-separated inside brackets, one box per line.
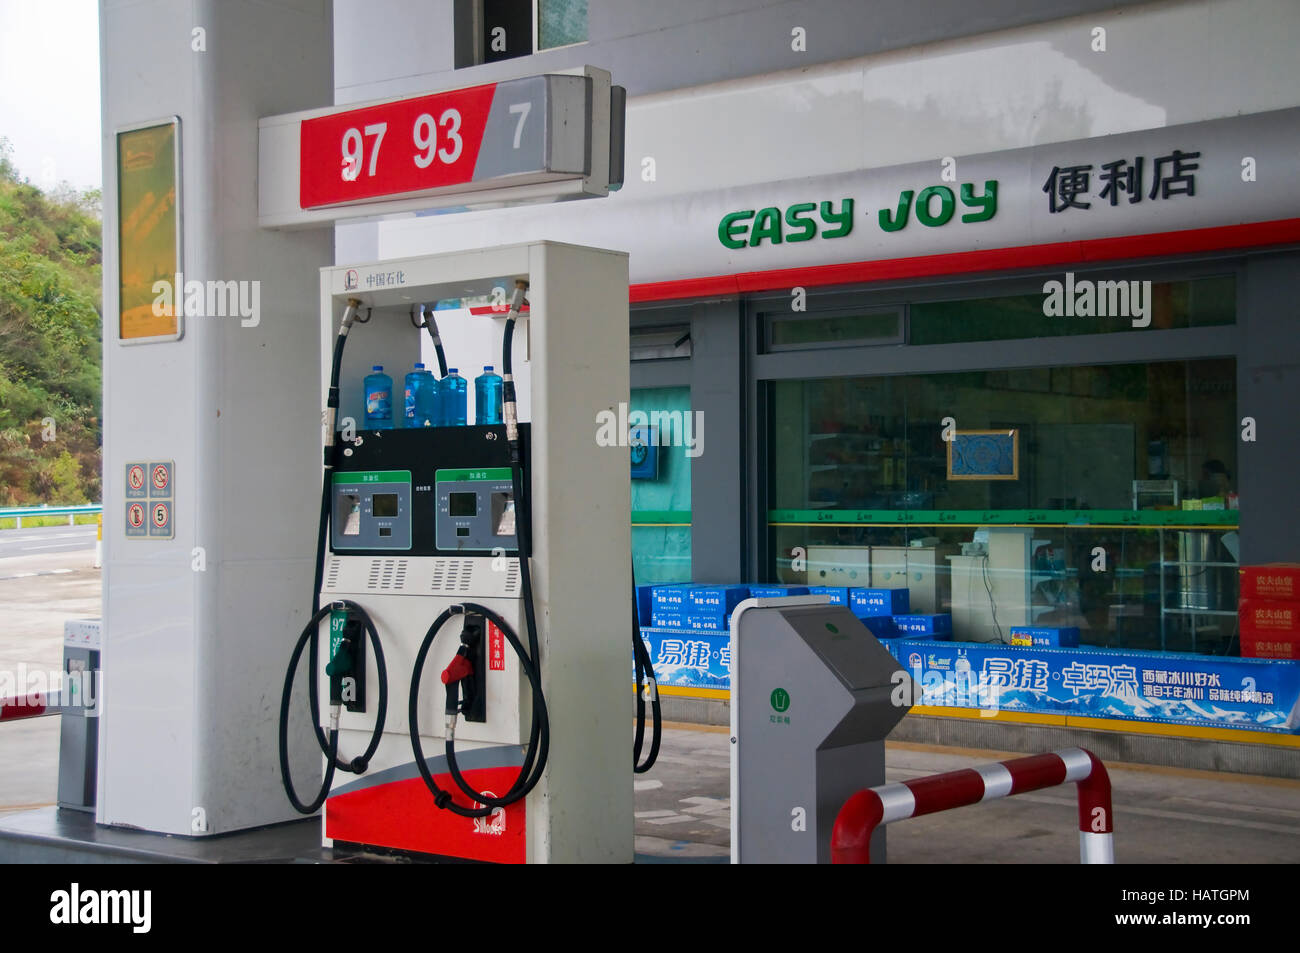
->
[117, 118, 182, 344]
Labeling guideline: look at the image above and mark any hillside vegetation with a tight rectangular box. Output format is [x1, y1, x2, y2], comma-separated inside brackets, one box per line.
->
[0, 138, 102, 506]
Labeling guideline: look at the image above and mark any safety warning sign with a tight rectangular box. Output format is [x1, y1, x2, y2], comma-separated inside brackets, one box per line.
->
[125, 502, 147, 538]
[126, 463, 146, 499]
[125, 459, 174, 539]
[150, 462, 171, 496]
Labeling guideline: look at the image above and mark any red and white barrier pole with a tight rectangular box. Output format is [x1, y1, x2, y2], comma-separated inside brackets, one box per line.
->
[0, 691, 51, 722]
[832, 747, 1113, 864]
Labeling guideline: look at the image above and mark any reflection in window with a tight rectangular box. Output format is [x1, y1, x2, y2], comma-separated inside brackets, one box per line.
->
[768, 358, 1238, 653]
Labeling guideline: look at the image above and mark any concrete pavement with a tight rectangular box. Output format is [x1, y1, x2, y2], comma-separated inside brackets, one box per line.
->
[2, 537, 1297, 863]
[631, 724, 1300, 862]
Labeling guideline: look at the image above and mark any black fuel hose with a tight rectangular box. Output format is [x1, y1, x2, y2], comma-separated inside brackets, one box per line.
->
[416, 304, 450, 378]
[632, 581, 662, 773]
[408, 284, 551, 816]
[280, 302, 388, 812]
[279, 599, 389, 813]
[408, 602, 548, 817]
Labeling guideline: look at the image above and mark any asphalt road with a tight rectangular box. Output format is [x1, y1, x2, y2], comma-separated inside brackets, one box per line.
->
[0, 524, 97, 564]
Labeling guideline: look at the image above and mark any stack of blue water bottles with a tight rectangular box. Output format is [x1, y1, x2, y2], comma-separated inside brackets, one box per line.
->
[364, 360, 507, 430]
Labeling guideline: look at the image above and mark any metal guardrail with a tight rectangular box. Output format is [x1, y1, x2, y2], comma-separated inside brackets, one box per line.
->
[0, 690, 64, 722]
[831, 747, 1115, 864]
[0, 504, 102, 528]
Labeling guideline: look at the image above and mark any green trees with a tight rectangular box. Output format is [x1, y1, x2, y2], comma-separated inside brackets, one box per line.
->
[0, 137, 102, 506]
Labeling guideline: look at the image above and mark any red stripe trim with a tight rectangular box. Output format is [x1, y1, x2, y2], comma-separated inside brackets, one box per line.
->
[1076, 750, 1113, 834]
[1003, 752, 1069, 794]
[830, 789, 883, 864]
[904, 768, 986, 817]
[628, 217, 1300, 303]
[467, 304, 529, 315]
[0, 694, 48, 721]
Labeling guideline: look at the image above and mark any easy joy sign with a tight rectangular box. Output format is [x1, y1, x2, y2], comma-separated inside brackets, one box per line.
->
[298, 74, 592, 210]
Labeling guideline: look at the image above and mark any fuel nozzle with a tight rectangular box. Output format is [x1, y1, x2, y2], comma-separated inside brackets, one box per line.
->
[441, 648, 475, 716]
[440, 612, 487, 726]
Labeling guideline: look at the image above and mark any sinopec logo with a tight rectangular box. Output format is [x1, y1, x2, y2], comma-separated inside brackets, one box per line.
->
[472, 792, 506, 836]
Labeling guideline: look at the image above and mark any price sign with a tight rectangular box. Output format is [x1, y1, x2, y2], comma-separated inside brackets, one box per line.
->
[299, 75, 590, 210]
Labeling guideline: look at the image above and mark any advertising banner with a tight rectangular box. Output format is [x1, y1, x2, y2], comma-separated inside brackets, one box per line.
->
[639, 627, 730, 691]
[640, 624, 1300, 733]
[882, 640, 1300, 734]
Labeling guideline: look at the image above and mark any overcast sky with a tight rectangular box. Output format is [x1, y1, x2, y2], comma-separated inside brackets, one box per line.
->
[0, 1, 102, 193]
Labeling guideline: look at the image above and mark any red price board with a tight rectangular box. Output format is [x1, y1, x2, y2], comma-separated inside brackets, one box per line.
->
[300, 83, 499, 209]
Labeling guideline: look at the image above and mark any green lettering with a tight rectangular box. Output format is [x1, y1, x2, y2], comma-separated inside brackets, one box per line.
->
[960, 180, 998, 222]
[784, 202, 817, 242]
[820, 198, 854, 238]
[718, 210, 755, 249]
[915, 185, 955, 227]
[749, 206, 783, 246]
[878, 190, 912, 232]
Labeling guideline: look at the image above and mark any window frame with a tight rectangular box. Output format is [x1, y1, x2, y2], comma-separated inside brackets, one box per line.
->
[745, 256, 1247, 589]
[761, 303, 905, 353]
[462, 0, 589, 68]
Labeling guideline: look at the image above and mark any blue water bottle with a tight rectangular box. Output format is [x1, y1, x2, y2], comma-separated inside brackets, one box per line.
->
[404, 363, 437, 428]
[441, 368, 467, 427]
[415, 365, 437, 427]
[364, 365, 393, 430]
[475, 365, 503, 425]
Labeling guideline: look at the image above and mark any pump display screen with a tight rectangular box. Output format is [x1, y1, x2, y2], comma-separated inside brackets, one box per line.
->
[372, 493, 398, 518]
[449, 492, 478, 517]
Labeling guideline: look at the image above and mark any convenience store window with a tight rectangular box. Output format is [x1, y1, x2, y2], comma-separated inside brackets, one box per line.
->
[631, 386, 692, 585]
[766, 357, 1239, 654]
[909, 275, 1234, 345]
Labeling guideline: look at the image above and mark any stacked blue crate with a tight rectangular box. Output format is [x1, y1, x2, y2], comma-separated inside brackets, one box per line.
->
[650, 584, 690, 629]
[747, 584, 811, 598]
[849, 588, 909, 617]
[806, 585, 850, 606]
[893, 614, 953, 637]
[1009, 626, 1080, 647]
[685, 585, 751, 631]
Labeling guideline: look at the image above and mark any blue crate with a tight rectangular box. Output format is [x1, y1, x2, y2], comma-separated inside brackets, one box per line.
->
[685, 614, 730, 632]
[652, 585, 690, 609]
[652, 610, 686, 629]
[859, 615, 899, 638]
[635, 585, 655, 627]
[686, 585, 751, 614]
[893, 613, 952, 636]
[1009, 626, 1080, 648]
[850, 588, 910, 617]
[806, 586, 850, 606]
[748, 585, 811, 598]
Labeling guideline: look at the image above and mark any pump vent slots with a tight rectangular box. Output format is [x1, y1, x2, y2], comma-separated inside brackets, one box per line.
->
[430, 558, 476, 594]
[366, 558, 409, 591]
[505, 561, 520, 595]
[324, 558, 341, 590]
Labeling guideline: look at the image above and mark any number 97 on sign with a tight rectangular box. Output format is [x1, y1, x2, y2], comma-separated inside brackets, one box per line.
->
[301, 82, 505, 208]
[340, 110, 464, 183]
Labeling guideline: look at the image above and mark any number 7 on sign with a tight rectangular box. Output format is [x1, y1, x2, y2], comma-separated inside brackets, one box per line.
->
[509, 102, 530, 149]
[363, 123, 386, 176]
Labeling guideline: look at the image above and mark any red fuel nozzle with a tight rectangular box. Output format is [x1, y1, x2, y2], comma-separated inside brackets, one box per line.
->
[441, 653, 474, 686]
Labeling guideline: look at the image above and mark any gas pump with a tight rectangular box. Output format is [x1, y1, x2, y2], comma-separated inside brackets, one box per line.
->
[278, 242, 633, 863]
